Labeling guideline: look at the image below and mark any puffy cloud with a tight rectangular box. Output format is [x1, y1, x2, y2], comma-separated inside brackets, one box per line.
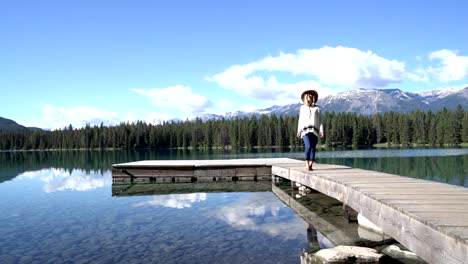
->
[406, 68, 430, 82]
[41, 105, 120, 130]
[206, 46, 405, 104]
[131, 85, 213, 116]
[215, 98, 235, 110]
[429, 49, 468, 81]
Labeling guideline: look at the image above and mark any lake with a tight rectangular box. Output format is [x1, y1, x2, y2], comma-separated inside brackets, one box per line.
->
[0, 148, 467, 263]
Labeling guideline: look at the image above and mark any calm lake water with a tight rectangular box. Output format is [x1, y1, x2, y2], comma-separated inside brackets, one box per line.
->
[0, 148, 467, 263]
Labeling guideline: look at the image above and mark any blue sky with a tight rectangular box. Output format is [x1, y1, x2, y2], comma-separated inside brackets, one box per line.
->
[1, 0, 467, 129]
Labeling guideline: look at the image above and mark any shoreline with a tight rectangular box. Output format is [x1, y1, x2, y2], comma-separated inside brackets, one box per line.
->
[1, 143, 467, 153]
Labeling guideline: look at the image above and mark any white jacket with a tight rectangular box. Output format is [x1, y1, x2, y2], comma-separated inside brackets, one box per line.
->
[297, 104, 323, 138]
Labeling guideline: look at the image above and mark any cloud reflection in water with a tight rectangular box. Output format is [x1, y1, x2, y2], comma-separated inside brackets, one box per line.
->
[127, 191, 306, 240]
[132, 193, 207, 209]
[214, 193, 307, 240]
[17, 168, 111, 193]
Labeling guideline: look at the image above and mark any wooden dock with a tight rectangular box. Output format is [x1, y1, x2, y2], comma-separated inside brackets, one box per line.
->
[112, 158, 468, 264]
[112, 158, 296, 184]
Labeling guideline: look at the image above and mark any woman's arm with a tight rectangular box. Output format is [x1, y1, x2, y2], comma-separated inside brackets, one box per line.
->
[318, 108, 324, 137]
[297, 105, 304, 137]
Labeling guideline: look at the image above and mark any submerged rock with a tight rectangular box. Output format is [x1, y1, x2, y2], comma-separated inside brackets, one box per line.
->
[381, 244, 426, 264]
[302, 245, 384, 264]
[357, 214, 384, 234]
[357, 226, 393, 243]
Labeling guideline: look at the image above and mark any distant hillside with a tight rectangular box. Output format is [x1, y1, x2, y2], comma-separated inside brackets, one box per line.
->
[0, 117, 28, 131]
[0, 117, 43, 132]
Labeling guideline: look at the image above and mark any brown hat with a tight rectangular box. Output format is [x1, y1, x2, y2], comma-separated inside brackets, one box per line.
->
[301, 90, 318, 102]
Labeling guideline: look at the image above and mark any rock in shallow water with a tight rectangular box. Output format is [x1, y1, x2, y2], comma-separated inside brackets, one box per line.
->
[381, 244, 426, 264]
[302, 245, 384, 264]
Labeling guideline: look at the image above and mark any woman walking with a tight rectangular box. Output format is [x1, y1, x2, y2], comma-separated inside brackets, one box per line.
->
[297, 90, 324, 171]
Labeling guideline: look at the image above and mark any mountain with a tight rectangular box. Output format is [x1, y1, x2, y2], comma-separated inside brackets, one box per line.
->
[322, 88, 435, 114]
[0, 117, 28, 131]
[0, 117, 43, 132]
[208, 87, 467, 119]
[416, 87, 468, 110]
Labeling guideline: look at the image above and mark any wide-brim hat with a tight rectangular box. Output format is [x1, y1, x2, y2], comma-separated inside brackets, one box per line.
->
[301, 90, 318, 102]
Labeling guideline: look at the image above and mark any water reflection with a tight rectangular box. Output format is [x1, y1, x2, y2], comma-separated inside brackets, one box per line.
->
[113, 177, 396, 256]
[112, 181, 272, 196]
[272, 177, 394, 255]
[1, 149, 444, 263]
[132, 193, 207, 208]
[16, 168, 111, 192]
[1, 148, 466, 187]
[113, 181, 307, 241]
[211, 193, 307, 240]
[0, 179, 308, 263]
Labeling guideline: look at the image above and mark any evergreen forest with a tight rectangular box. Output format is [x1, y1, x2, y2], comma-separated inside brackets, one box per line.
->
[1, 106, 467, 151]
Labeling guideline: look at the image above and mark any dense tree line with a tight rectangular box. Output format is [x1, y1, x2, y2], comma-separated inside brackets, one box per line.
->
[1, 106, 466, 150]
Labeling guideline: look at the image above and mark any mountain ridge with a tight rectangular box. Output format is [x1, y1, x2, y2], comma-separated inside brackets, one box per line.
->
[200, 87, 467, 120]
[0, 117, 43, 132]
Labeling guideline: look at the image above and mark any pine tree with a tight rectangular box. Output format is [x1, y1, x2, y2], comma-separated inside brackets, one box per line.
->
[463, 111, 468, 143]
[452, 105, 464, 145]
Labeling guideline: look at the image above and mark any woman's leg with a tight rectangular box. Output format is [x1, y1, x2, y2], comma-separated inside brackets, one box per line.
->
[303, 134, 311, 168]
[309, 133, 319, 168]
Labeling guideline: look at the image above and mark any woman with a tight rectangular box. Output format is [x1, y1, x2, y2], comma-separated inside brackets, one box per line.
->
[297, 90, 324, 171]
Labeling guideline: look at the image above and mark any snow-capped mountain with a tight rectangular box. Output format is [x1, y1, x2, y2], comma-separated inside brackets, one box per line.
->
[320, 88, 432, 114]
[202, 87, 467, 120]
[415, 87, 468, 110]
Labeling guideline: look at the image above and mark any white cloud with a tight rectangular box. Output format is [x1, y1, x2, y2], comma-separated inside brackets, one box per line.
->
[429, 49, 468, 81]
[203, 98, 238, 116]
[131, 85, 213, 118]
[206, 46, 405, 105]
[132, 193, 207, 209]
[406, 68, 430, 82]
[215, 98, 235, 110]
[41, 104, 120, 130]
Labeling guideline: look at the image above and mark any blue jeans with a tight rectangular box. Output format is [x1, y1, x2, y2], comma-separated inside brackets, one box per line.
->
[303, 133, 318, 161]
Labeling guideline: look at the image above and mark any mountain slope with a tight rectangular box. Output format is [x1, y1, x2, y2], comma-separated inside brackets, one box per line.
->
[0, 117, 28, 131]
[320, 88, 431, 114]
[417, 87, 468, 110]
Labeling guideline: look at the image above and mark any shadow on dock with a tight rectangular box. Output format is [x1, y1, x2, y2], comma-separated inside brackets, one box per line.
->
[112, 181, 272, 196]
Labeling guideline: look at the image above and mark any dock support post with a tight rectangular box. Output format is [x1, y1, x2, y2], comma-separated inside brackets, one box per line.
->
[343, 204, 358, 222]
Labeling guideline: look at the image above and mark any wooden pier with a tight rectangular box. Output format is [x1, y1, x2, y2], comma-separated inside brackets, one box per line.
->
[112, 158, 296, 184]
[112, 158, 468, 264]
